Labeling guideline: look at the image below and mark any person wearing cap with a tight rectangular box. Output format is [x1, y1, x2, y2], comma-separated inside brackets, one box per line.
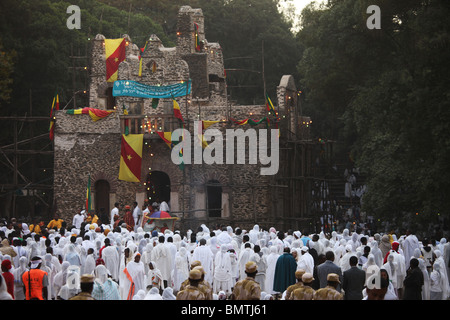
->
[179, 260, 202, 291]
[230, 261, 261, 300]
[313, 273, 344, 300]
[193, 265, 213, 300]
[69, 274, 96, 300]
[297, 246, 314, 274]
[22, 256, 49, 300]
[290, 273, 316, 300]
[72, 209, 85, 230]
[176, 269, 206, 300]
[285, 269, 305, 300]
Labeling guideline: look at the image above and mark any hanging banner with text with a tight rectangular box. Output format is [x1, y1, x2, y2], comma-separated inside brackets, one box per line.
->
[113, 80, 191, 99]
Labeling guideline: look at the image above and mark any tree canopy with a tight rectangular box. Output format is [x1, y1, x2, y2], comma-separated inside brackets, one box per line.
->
[296, 0, 450, 227]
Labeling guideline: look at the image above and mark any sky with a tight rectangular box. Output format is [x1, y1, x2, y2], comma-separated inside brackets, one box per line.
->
[278, 0, 326, 32]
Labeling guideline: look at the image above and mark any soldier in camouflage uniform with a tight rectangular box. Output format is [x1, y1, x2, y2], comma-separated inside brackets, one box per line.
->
[313, 273, 344, 300]
[69, 274, 96, 300]
[179, 260, 202, 292]
[285, 269, 305, 300]
[291, 273, 316, 300]
[230, 261, 261, 300]
[176, 269, 206, 300]
[193, 265, 213, 300]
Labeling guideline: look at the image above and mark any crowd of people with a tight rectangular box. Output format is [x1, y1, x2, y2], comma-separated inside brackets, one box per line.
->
[0, 203, 449, 301]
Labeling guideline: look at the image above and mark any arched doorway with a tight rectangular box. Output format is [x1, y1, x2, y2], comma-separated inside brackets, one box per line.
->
[146, 171, 171, 205]
[95, 179, 110, 221]
[207, 180, 222, 217]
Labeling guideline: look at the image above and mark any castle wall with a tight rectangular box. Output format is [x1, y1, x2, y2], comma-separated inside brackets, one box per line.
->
[53, 6, 310, 232]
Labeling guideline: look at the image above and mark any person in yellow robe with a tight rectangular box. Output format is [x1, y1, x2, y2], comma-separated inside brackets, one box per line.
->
[47, 213, 64, 230]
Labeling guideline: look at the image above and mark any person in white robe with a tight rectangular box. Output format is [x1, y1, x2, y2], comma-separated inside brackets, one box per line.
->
[429, 262, 449, 300]
[102, 240, 120, 282]
[53, 261, 70, 298]
[12, 256, 27, 300]
[173, 247, 190, 293]
[144, 286, 163, 300]
[402, 231, 420, 269]
[162, 287, 177, 300]
[166, 236, 178, 281]
[370, 240, 383, 267]
[333, 239, 346, 267]
[249, 245, 267, 292]
[412, 248, 430, 300]
[92, 264, 120, 300]
[64, 244, 81, 267]
[122, 252, 145, 300]
[297, 246, 314, 275]
[237, 243, 254, 281]
[145, 261, 165, 292]
[192, 238, 215, 284]
[387, 247, 406, 297]
[142, 242, 153, 275]
[209, 236, 220, 257]
[249, 225, 260, 245]
[213, 244, 233, 294]
[228, 244, 238, 284]
[340, 244, 357, 272]
[264, 246, 280, 294]
[382, 253, 398, 291]
[133, 289, 146, 300]
[43, 253, 57, 300]
[83, 248, 96, 276]
[217, 227, 233, 246]
[433, 249, 449, 292]
[151, 236, 173, 287]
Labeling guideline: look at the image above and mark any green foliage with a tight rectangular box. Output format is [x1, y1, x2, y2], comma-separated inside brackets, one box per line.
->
[297, 0, 450, 225]
[0, 39, 16, 104]
[0, 0, 170, 119]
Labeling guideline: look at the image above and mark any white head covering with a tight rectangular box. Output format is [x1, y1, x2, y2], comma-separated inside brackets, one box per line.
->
[94, 264, 109, 284]
[133, 289, 146, 300]
[162, 287, 176, 300]
[144, 287, 163, 300]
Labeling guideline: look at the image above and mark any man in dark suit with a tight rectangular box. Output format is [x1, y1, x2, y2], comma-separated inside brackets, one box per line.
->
[342, 255, 366, 300]
[317, 251, 343, 291]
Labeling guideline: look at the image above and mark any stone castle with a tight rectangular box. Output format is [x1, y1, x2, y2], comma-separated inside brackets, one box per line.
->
[53, 6, 318, 233]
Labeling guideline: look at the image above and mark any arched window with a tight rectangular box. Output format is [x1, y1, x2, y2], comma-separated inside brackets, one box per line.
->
[146, 171, 171, 204]
[207, 180, 222, 217]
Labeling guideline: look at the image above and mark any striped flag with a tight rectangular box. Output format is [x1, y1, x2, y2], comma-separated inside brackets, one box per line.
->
[157, 131, 185, 170]
[157, 131, 172, 149]
[105, 38, 126, 82]
[265, 92, 276, 115]
[66, 107, 115, 121]
[86, 174, 91, 211]
[49, 93, 59, 140]
[172, 97, 184, 123]
[194, 23, 200, 51]
[138, 40, 148, 77]
[119, 134, 143, 182]
[202, 120, 220, 130]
